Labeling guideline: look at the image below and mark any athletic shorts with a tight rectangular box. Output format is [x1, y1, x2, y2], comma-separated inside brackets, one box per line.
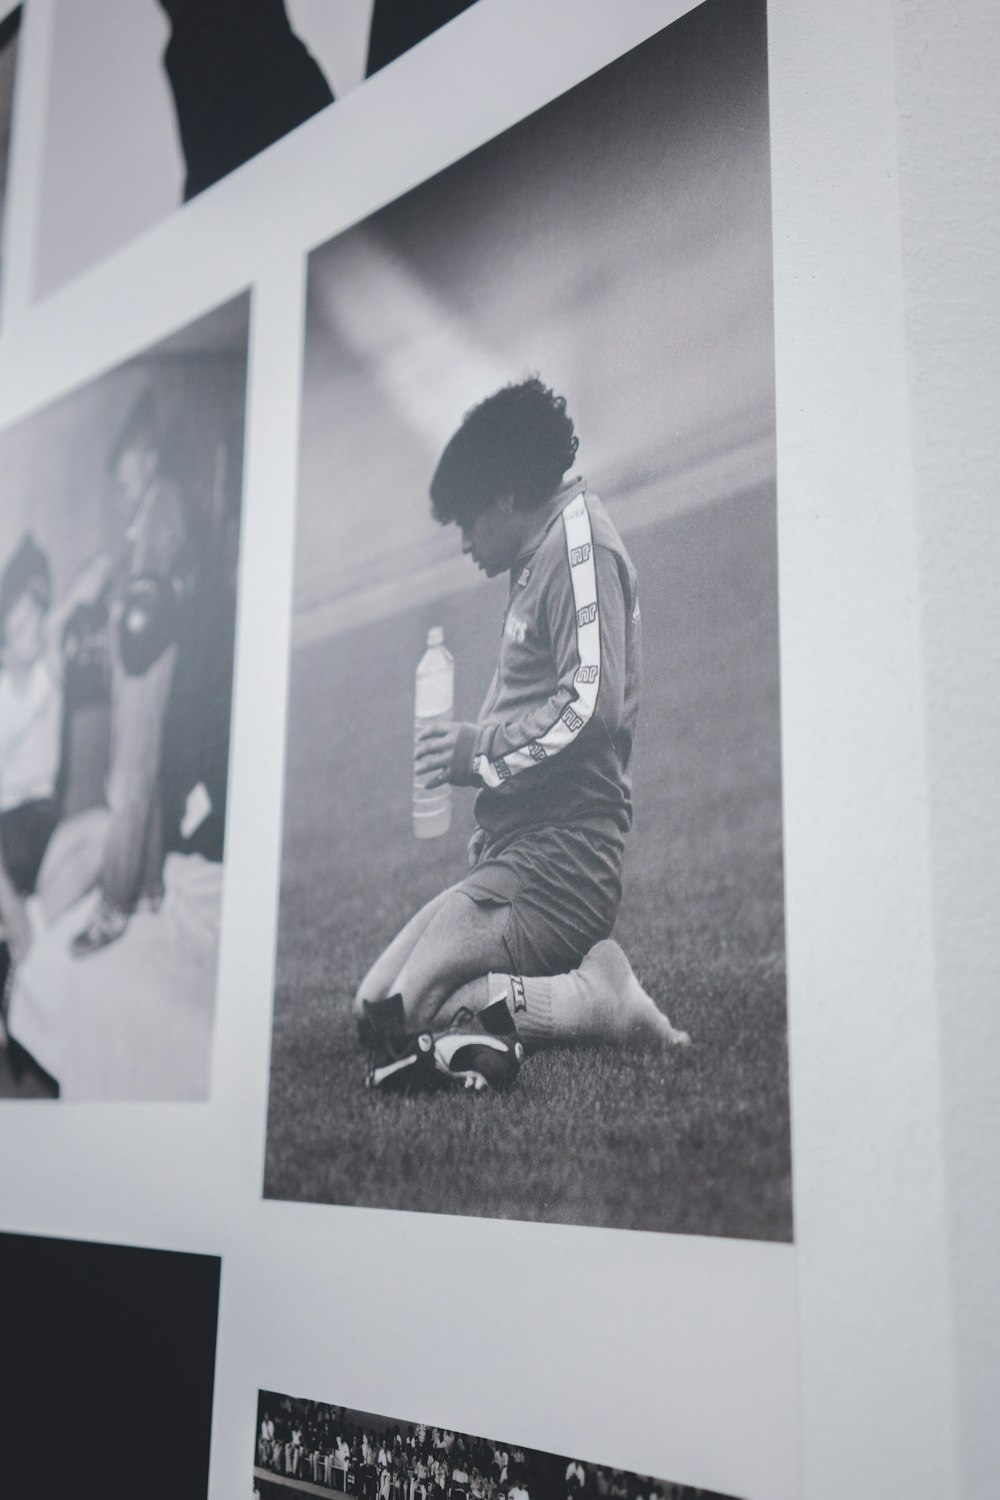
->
[457, 818, 625, 975]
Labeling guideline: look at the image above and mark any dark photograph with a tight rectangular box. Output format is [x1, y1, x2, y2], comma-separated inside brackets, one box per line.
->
[254, 1393, 741, 1500]
[264, 0, 790, 1239]
[0, 5, 21, 306]
[0, 1230, 220, 1500]
[35, 0, 480, 297]
[0, 293, 248, 1099]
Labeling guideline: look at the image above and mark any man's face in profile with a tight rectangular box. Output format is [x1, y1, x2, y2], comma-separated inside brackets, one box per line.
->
[459, 494, 523, 578]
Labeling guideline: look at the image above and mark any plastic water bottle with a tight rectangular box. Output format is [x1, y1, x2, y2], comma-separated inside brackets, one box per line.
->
[413, 626, 454, 839]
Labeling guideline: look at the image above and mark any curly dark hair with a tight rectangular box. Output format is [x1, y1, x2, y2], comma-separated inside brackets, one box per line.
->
[430, 376, 579, 526]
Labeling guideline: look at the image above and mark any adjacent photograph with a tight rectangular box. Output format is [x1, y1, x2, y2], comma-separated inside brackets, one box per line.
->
[0, 1229, 220, 1500]
[34, 0, 480, 298]
[264, 0, 789, 1239]
[0, 292, 248, 1100]
[253, 1393, 742, 1500]
[0, 4, 21, 307]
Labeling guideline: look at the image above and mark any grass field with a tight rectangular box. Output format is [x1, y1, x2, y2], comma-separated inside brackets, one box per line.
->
[264, 483, 791, 1241]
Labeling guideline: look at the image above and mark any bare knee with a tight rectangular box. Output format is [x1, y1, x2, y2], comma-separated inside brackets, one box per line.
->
[352, 965, 387, 1018]
[393, 890, 510, 1028]
[353, 886, 460, 1019]
[354, 941, 407, 1015]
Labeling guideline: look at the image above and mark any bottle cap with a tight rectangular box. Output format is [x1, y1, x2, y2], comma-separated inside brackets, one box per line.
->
[427, 626, 444, 646]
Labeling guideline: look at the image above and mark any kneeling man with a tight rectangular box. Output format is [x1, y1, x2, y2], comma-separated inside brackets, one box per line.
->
[356, 378, 689, 1089]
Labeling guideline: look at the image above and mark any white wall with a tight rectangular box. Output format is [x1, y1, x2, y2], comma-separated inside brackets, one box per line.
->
[0, 2, 996, 1497]
[893, 2, 1000, 1495]
[770, 0, 999, 1494]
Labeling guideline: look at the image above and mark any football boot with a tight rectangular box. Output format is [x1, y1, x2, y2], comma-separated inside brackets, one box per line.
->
[430, 997, 525, 1092]
[361, 993, 437, 1091]
[361, 995, 525, 1093]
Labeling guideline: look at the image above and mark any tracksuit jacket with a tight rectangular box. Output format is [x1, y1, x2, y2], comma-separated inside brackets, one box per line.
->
[449, 480, 641, 841]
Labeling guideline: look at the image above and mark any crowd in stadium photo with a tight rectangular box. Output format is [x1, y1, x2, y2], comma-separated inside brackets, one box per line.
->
[253, 1395, 722, 1500]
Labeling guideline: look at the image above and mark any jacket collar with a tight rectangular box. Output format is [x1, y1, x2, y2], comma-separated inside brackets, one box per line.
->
[512, 475, 586, 571]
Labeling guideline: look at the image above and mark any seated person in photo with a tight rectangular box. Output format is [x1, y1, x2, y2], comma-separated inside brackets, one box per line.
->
[0, 535, 109, 984]
[71, 392, 189, 959]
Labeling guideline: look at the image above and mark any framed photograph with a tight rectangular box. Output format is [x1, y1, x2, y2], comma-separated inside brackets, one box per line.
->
[0, 292, 249, 1100]
[0, 1229, 220, 1500]
[264, 0, 789, 1239]
[0, 4, 21, 309]
[33, 0, 481, 297]
[253, 1392, 744, 1500]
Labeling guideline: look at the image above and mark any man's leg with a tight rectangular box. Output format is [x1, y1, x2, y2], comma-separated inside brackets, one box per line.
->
[358, 892, 522, 1089]
[434, 939, 691, 1050]
[385, 890, 511, 1032]
[72, 645, 176, 956]
[100, 645, 176, 913]
[34, 807, 110, 925]
[352, 886, 457, 1018]
[137, 796, 166, 910]
[360, 904, 689, 1048]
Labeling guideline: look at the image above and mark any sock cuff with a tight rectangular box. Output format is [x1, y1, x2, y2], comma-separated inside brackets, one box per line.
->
[490, 971, 554, 1046]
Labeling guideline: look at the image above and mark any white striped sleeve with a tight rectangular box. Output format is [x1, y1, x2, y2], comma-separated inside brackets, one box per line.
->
[474, 492, 601, 787]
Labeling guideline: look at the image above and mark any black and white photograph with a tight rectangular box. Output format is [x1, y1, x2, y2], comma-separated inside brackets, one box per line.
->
[253, 1393, 742, 1500]
[34, 0, 480, 298]
[0, 4, 20, 306]
[0, 292, 248, 1100]
[264, 0, 789, 1240]
[0, 1230, 220, 1500]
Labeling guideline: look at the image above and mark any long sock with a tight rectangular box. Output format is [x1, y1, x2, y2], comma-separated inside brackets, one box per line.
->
[489, 940, 691, 1050]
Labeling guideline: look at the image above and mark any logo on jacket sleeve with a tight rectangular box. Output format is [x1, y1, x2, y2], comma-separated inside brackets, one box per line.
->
[561, 705, 584, 733]
[569, 543, 592, 566]
[576, 602, 598, 627]
[575, 665, 598, 685]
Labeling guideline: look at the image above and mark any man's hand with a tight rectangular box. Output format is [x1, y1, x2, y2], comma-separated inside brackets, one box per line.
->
[413, 721, 463, 787]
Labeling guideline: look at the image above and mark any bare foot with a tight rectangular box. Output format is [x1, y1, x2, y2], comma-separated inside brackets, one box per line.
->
[581, 940, 693, 1047]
